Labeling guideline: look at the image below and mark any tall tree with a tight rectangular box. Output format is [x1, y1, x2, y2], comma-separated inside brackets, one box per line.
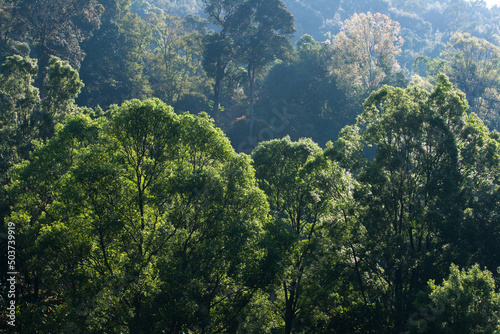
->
[202, 0, 241, 122]
[251, 34, 350, 148]
[330, 75, 468, 332]
[146, 13, 211, 110]
[9, 0, 103, 96]
[232, 0, 295, 139]
[7, 99, 271, 333]
[441, 32, 500, 128]
[456, 112, 500, 272]
[39, 56, 84, 140]
[252, 136, 354, 334]
[332, 12, 404, 97]
[0, 55, 39, 227]
[202, 0, 294, 133]
[78, 0, 152, 108]
[0, 55, 39, 168]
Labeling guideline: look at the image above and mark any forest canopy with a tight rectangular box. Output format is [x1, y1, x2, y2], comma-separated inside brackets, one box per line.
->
[1, 0, 500, 333]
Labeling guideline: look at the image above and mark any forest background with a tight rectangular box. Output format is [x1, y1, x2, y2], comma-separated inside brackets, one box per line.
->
[1, 0, 500, 333]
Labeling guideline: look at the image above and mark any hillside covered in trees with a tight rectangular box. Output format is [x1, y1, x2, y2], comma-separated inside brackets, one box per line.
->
[1, 0, 500, 333]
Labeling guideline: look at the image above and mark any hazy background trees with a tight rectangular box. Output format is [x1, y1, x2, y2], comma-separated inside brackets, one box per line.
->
[3, 0, 500, 144]
[2, 0, 500, 333]
[331, 12, 404, 96]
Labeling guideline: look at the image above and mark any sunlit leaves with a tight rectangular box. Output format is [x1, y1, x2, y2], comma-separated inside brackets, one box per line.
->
[332, 12, 404, 95]
[0, 55, 39, 176]
[442, 33, 500, 111]
[336, 76, 469, 331]
[8, 98, 269, 332]
[409, 264, 500, 333]
[43, 56, 84, 121]
[251, 136, 354, 333]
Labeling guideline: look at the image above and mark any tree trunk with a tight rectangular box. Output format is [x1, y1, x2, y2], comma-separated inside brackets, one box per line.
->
[248, 66, 255, 140]
[36, 38, 50, 101]
[284, 280, 296, 334]
[395, 265, 404, 333]
[34, 273, 40, 301]
[212, 73, 221, 125]
[130, 293, 144, 334]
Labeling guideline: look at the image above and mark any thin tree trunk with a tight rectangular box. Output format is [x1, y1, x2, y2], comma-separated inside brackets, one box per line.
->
[395, 265, 404, 333]
[212, 63, 224, 126]
[284, 280, 296, 334]
[248, 66, 255, 139]
[131, 293, 143, 334]
[212, 80, 220, 123]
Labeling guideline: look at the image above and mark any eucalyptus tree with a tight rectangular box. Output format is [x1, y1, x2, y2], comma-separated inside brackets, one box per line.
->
[202, 0, 241, 121]
[0, 55, 39, 170]
[203, 0, 294, 135]
[456, 113, 500, 272]
[332, 12, 404, 98]
[7, 99, 270, 333]
[0, 55, 39, 231]
[8, 0, 103, 96]
[408, 264, 500, 334]
[441, 32, 500, 129]
[252, 136, 355, 334]
[329, 75, 469, 332]
[78, 0, 152, 108]
[232, 0, 295, 138]
[442, 33, 500, 103]
[0, 55, 83, 146]
[146, 13, 211, 109]
[39, 56, 84, 140]
[0, 55, 86, 263]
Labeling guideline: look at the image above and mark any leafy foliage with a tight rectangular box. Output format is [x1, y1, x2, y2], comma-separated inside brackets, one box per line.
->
[2, 1, 500, 333]
[409, 264, 500, 334]
[252, 137, 355, 334]
[332, 12, 404, 95]
[6, 99, 270, 333]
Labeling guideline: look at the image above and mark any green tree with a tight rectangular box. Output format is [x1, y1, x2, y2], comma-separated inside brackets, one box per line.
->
[441, 32, 500, 129]
[39, 56, 84, 140]
[202, 0, 241, 121]
[78, 0, 152, 108]
[251, 34, 352, 148]
[252, 136, 354, 334]
[6, 98, 270, 333]
[202, 0, 294, 133]
[332, 12, 404, 97]
[9, 0, 103, 94]
[146, 13, 211, 111]
[442, 33, 500, 103]
[408, 264, 500, 333]
[0, 0, 31, 60]
[330, 75, 469, 332]
[456, 113, 500, 272]
[0, 55, 40, 235]
[0, 55, 83, 147]
[232, 0, 295, 138]
[0, 55, 83, 252]
[0, 55, 39, 171]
